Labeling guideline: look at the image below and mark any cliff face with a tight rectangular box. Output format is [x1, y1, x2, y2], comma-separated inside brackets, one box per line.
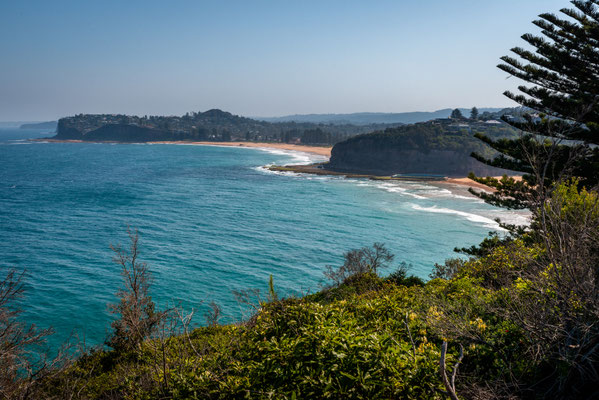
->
[55, 119, 84, 139]
[328, 137, 513, 177]
[55, 120, 172, 142]
[80, 124, 172, 142]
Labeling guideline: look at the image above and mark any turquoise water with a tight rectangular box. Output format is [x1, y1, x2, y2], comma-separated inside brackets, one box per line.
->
[0, 128, 527, 351]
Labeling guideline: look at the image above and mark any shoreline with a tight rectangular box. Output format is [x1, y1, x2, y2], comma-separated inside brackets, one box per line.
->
[32, 139, 332, 158]
[439, 176, 523, 192]
[268, 164, 520, 193]
[31, 138, 519, 192]
[149, 141, 333, 157]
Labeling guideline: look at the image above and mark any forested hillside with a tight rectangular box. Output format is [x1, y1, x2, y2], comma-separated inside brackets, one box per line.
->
[328, 118, 518, 176]
[53, 109, 400, 145]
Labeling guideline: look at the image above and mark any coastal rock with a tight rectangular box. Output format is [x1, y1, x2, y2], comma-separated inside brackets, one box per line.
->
[328, 133, 514, 177]
[55, 122, 171, 142]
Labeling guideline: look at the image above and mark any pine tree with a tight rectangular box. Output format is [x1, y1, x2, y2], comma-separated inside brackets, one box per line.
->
[471, 0, 599, 210]
[450, 108, 464, 119]
[470, 107, 479, 120]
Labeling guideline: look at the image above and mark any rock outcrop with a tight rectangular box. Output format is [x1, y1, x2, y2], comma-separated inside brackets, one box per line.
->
[328, 127, 515, 177]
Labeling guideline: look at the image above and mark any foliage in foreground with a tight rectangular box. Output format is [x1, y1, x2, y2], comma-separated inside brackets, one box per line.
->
[37, 277, 449, 399]
[25, 181, 596, 399]
[471, 0, 599, 210]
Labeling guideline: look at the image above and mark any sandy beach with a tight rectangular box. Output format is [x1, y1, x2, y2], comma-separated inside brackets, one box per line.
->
[180, 143, 521, 191]
[441, 176, 523, 192]
[149, 141, 333, 157]
[33, 138, 522, 192]
[33, 139, 332, 157]
[270, 163, 521, 193]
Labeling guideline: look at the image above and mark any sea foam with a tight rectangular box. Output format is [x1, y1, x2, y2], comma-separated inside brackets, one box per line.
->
[410, 204, 502, 229]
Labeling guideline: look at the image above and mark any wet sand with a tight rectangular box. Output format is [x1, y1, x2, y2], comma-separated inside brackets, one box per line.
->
[33, 138, 521, 192]
[33, 139, 332, 158]
[149, 141, 332, 157]
[441, 176, 523, 192]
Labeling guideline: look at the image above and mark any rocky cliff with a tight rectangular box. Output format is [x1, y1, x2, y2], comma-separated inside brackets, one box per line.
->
[327, 124, 516, 177]
[55, 121, 172, 142]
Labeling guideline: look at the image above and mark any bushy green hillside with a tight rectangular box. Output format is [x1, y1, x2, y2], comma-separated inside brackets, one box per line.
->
[54, 110, 399, 144]
[327, 120, 519, 176]
[17, 182, 595, 399]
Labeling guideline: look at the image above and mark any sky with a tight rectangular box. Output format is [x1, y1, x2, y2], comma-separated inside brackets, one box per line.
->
[0, 0, 569, 121]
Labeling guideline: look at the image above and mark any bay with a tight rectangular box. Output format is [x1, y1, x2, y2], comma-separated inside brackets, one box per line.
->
[0, 128, 527, 351]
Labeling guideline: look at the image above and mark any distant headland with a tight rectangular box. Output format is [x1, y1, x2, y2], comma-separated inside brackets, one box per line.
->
[256, 107, 508, 125]
[51, 109, 397, 145]
[19, 121, 58, 130]
[44, 108, 521, 185]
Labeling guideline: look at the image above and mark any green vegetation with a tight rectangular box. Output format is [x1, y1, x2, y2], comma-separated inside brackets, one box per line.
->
[54, 110, 399, 145]
[3, 1, 599, 399]
[334, 120, 517, 155]
[471, 0, 599, 210]
[107, 229, 165, 352]
[259, 109, 505, 125]
[450, 109, 463, 120]
[327, 118, 520, 176]
[4, 182, 597, 399]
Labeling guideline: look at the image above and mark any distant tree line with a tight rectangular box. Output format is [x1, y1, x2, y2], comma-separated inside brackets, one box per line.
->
[55, 109, 399, 144]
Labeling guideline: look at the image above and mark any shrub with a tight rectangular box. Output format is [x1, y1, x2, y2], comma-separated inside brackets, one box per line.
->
[324, 243, 394, 286]
[107, 228, 164, 352]
[386, 263, 425, 287]
[429, 258, 466, 280]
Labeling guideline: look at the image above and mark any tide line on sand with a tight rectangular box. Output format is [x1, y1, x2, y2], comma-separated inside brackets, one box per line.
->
[33, 138, 522, 192]
[149, 141, 333, 158]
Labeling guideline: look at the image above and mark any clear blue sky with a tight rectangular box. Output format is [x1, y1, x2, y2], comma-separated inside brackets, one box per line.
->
[0, 0, 569, 120]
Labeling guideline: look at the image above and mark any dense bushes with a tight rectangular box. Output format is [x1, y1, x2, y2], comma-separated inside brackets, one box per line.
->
[4, 183, 599, 399]
[37, 278, 453, 399]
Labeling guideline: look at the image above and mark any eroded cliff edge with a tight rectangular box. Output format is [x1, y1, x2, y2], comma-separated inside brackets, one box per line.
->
[327, 123, 516, 177]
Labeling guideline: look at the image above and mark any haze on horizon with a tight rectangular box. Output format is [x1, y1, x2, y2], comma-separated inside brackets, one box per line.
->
[0, 0, 566, 121]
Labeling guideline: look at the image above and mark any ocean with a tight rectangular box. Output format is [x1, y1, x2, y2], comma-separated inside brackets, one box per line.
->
[0, 128, 528, 351]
